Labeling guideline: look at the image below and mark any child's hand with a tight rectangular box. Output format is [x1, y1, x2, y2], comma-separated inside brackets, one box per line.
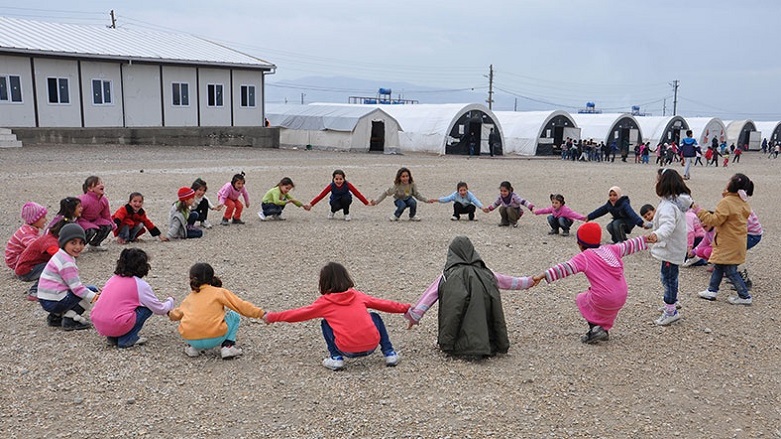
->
[303, 203, 312, 210]
[427, 198, 436, 204]
[532, 274, 546, 285]
[215, 204, 225, 211]
[90, 293, 101, 304]
[245, 202, 250, 209]
[481, 207, 490, 213]
[159, 236, 169, 242]
[261, 314, 270, 324]
[645, 233, 658, 243]
[369, 199, 376, 206]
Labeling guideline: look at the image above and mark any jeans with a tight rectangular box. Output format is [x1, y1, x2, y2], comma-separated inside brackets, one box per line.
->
[186, 310, 241, 349]
[606, 219, 633, 243]
[85, 225, 112, 246]
[321, 312, 394, 358]
[109, 307, 153, 348]
[747, 234, 761, 250]
[117, 223, 145, 242]
[261, 202, 285, 217]
[708, 264, 750, 299]
[660, 261, 679, 305]
[330, 196, 352, 215]
[393, 197, 417, 218]
[453, 202, 476, 220]
[185, 212, 202, 238]
[683, 156, 694, 178]
[19, 262, 47, 296]
[547, 215, 573, 233]
[39, 289, 93, 315]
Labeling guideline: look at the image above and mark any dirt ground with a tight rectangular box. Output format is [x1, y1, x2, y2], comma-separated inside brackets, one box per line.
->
[1, 145, 779, 438]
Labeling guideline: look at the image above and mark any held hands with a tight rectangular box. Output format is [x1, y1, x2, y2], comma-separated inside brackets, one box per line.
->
[90, 293, 101, 304]
[261, 314, 270, 324]
[215, 204, 225, 211]
[302, 204, 312, 211]
[159, 236, 170, 242]
[481, 207, 490, 213]
[369, 199, 377, 206]
[532, 274, 546, 286]
[427, 198, 437, 204]
[645, 233, 658, 243]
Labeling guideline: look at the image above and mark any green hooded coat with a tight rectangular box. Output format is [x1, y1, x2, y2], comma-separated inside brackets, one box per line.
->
[437, 236, 509, 357]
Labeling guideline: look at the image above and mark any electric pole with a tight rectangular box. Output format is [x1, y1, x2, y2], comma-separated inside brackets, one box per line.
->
[486, 64, 494, 110]
[662, 98, 666, 117]
[670, 79, 679, 115]
[300, 93, 305, 105]
[109, 10, 116, 29]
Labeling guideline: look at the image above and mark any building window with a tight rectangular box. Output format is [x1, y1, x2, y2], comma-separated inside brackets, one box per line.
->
[240, 85, 255, 107]
[47, 77, 70, 104]
[207, 84, 224, 107]
[172, 82, 189, 106]
[0, 75, 23, 103]
[92, 79, 113, 105]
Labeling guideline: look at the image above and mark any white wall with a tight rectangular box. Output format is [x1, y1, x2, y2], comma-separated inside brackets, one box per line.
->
[80, 61, 123, 127]
[162, 65, 197, 127]
[34, 58, 81, 127]
[198, 67, 231, 126]
[123, 63, 162, 127]
[232, 69, 263, 127]
[0, 54, 35, 127]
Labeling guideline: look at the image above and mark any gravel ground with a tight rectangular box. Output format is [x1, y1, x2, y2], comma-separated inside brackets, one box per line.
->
[1, 145, 780, 438]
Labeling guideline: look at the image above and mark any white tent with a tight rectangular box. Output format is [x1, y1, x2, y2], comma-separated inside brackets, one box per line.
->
[724, 120, 759, 150]
[686, 117, 726, 147]
[753, 121, 781, 146]
[266, 104, 401, 152]
[635, 116, 688, 149]
[493, 110, 578, 156]
[571, 113, 643, 146]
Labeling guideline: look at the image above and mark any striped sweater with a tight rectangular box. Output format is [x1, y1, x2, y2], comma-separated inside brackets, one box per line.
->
[544, 235, 647, 283]
[37, 249, 96, 303]
[5, 224, 41, 269]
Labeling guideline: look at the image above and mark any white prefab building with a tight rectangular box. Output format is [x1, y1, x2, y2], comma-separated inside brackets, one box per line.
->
[571, 113, 643, 149]
[493, 110, 579, 156]
[686, 117, 727, 148]
[724, 120, 760, 150]
[0, 17, 275, 128]
[753, 121, 781, 147]
[635, 116, 689, 149]
[267, 104, 401, 152]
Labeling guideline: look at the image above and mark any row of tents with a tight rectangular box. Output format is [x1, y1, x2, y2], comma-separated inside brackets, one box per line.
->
[267, 103, 780, 156]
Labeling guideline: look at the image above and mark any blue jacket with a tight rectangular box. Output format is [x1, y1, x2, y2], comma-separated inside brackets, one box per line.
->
[680, 136, 699, 157]
[438, 190, 484, 209]
[587, 196, 645, 229]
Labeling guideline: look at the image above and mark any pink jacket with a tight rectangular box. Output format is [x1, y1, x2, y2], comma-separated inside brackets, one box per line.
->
[693, 228, 714, 260]
[534, 205, 586, 221]
[77, 191, 115, 230]
[91, 275, 174, 337]
[217, 182, 250, 205]
[685, 210, 705, 251]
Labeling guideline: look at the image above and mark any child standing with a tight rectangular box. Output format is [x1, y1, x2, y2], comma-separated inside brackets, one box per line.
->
[482, 181, 535, 227]
[216, 172, 250, 225]
[37, 224, 99, 330]
[258, 177, 310, 221]
[264, 262, 409, 370]
[428, 181, 484, 221]
[306, 170, 370, 221]
[722, 149, 730, 167]
[169, 263, 265, 359]
[533, 194, 586, 236]
[190, 178, 221, 229]
[112, 193, 168, 244]
[372, 167, 428, 222]
[693, 173, 753, 305]
[533, 222, 649, 343]
[5, 201, 47, 270]
[92, 248, 175, 348]
[586, 186, 651, 243]
[15, 220, 64, 301]
[647, 168, 692, 326]
[167, 187, 203, 240]
[77, 176, 115, 251]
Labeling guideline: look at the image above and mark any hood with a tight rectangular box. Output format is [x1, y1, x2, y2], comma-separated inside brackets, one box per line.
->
[613, 195, 630, 206]
[444, 236, 486, 272]
[672, 194, 693, 213]
[322, 289, 357, 306]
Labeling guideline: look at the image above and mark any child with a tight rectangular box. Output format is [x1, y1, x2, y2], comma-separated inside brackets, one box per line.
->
[639, 204, 655, 222]
[264, 262, 410, 370]
[372, 167, 428, 222]
[738, 208, 763, 289]
[216, 172, 250, 225]
[689, 223, 715, 267]
[533, 194, 585, 236]
[46, 197, 82, 232]
[167, 187, 203, 240]
[112, 193, 168, 244]
[258, 177, 310, 221]
[92, 248, 175, 348]
[428, 181, 484, 221]
[482, 181, 535, 228]
[37, 224, 100, 330]
[533, 222, 649, 343]
[191, 178, 221, 229]
[405, 236, 534, 357]
[722, 149, 730, 167]
[647, 168, 692, 326]
[5, 201, 47, 270]
[306, 169, 370, 221]
[586, 186, 651, 243]
[15, 219, 64, 301]
[693, 173, 753, 305]
[77, 176, 115, 251]
[681, 208, 706, 267]
[169, 263, 265, 359]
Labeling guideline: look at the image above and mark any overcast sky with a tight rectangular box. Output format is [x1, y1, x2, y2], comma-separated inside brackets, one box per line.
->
[2, 0, 779, 119]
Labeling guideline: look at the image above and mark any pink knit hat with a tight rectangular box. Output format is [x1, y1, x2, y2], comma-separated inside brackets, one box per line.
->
[21, 202, 47, 225]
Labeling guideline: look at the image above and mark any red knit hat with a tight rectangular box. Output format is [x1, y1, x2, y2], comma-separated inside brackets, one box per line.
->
[177, 186, 195, 201]
[576, 222, 602, 248]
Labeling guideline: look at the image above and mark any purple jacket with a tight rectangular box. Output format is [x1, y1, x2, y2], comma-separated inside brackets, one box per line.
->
[77, 191, 115, 231]
[534, 205, 586, 221]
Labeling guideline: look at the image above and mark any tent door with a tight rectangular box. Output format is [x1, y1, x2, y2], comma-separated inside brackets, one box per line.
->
[369, 121, 385, 152]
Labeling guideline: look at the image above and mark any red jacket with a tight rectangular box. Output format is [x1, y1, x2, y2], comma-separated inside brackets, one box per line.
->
[266, 289, 409, 353]
[15, 232, 58, 277]
[112, 205, 161, 237]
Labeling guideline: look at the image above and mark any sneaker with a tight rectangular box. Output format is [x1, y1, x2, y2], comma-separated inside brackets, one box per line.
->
[119, 337, 148, 348]
[201, 220, 213, 229]
[258, 211, 267, 221]
[657, 301, 682, 311]
[327, 211, 335, 220]
[46, 313, 62, 327]
[681, 257, 700, 268]
[220, 345, 243, 359]
[61, 317, 91, 331]
[384, 351, 400, 367]
[727, 296, 752, 306]
[220, 218, 230, 226]
[184, 345, 202, 358]
[512, 222, 518, 228]
[561, 231, 570, 237]
[344, 214, 351, 221]
[322, 356, 345, 370]
[88, 244, 108, 252]
[451, 215, 459, 221]
[654, 311, 681, 326]
[232, 219, 245, 225]
[698, 289, 718, 301]
[580, 326, 609, 343]
[389, 215, 399, 222]
[409, 216, 421, 222]
[26, 293, 38, 301]
[547, 230, 559, 235]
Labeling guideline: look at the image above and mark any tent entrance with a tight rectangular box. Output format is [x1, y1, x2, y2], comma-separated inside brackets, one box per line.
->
[369, 121, 385, 152]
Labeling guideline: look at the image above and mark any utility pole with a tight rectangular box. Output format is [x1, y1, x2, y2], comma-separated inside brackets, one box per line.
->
[670, 79, 679, 115]
[300, 93, 305, 105]
[662, 98, 666, 117]
[514, 97, 517, 112]
[108, 10, 116, 29]
[486, 64, 494, 110]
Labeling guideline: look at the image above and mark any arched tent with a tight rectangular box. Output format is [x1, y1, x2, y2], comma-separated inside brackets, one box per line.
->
[266, 104, 401, 152]
[686, 117, 726, 149]
[753, 121, 781, 147]
[493, 110, 579, 156]
[635, 116, 688, 150]
[571, 113, 643, 151]
[724, 120, 759, 150]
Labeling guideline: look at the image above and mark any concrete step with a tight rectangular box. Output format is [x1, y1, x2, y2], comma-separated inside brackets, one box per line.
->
[0, 133, 17, 141]
[0, 128, 22, 147]
[0, 128, 11, 135]
[0, 140, 22, 148]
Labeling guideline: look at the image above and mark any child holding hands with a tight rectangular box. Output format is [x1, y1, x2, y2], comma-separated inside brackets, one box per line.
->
[482, 181, 535, 227]
[533, 194, 586, 236]
[216, 172, 250, 225]
[259, 177, 310, 221]
[373, 167, 428, 221]
[428, 181, 484, 221]
[306, 169, 370, 221]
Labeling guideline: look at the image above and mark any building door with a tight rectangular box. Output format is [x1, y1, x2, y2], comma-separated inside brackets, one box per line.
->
[369, 121, 385, 152]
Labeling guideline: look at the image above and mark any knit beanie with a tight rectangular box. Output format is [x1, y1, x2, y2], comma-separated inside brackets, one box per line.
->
[608, 186, 622, 198]
[21, 202, 47, 225]
[177, 187, 195, 201]
[58, 223, 86, 248]
[577, 222, 602, 249]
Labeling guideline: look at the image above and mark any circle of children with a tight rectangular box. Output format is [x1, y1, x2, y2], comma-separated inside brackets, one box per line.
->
[4, 165, 761, 369]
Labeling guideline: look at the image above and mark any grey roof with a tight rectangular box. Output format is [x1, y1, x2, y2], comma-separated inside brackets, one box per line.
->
[0, 16, 274, 70]
[267, 104, 402, 132]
